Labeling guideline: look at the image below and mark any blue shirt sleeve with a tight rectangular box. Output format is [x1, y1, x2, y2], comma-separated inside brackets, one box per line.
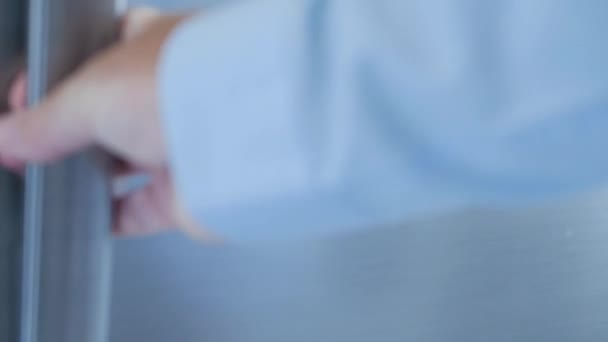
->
[159, 0, 608, 242]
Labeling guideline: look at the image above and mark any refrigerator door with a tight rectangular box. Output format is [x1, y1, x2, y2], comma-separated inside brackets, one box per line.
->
[111, 194, 608, 342]
[20, 1, 117, 342]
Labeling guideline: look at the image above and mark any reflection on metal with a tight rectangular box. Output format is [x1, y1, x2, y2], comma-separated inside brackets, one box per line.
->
[20, 1, 117, 342]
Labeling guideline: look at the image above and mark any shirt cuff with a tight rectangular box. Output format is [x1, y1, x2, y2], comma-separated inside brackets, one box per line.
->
[158, 1, 346, 242]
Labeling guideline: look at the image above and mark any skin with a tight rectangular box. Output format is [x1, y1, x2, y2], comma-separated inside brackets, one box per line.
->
[0, 8, 211, 240]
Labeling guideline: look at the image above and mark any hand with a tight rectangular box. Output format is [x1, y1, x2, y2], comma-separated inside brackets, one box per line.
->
[0, 8, 210, 240]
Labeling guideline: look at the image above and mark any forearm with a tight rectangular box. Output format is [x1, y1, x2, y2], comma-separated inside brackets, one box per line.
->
[159, 0, 608, 242]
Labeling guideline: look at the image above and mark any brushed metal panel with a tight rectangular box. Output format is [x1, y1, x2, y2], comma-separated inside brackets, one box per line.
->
[111, 193, 608, 342]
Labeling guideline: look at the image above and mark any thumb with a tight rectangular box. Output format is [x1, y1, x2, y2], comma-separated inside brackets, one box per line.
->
[0, 99, 95, 166]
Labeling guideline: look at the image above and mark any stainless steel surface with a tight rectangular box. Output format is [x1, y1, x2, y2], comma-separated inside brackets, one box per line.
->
[20, 1, 117, 342]
[111, 192, 608, 342]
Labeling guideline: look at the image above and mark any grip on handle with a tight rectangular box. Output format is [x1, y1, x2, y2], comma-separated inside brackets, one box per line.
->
[0, 56, 24, 112]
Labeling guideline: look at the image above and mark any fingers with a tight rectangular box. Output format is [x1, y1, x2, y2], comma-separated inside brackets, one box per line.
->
[112, 170, 175, 237]
[111, 169, 218, 242]
[0, 70, 28, 170]
[8, 71, 27, 111]
[0, 96, 95, 165]
[113, 189, 172, 237]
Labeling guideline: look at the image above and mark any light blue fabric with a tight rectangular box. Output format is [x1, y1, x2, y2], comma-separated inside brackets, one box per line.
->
[159, 0, 608, 242]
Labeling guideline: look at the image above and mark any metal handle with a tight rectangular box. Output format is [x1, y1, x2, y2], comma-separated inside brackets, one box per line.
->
[20, 1, 118, 342]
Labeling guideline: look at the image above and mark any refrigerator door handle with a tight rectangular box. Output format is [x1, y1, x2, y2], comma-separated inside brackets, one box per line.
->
[20, 1, 118, 342]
